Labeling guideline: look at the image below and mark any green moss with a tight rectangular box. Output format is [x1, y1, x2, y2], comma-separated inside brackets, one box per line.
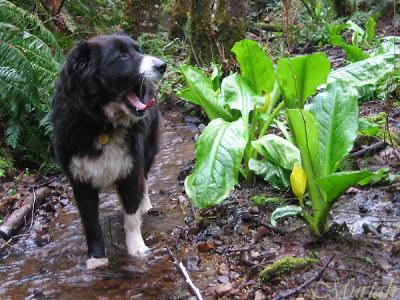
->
[190, 0, 215, 65]
[250, 195, 288, 207]
[169, 0, 191, 39]
[124, 0, 160, 37]
[0, 148, 15, 179]
[259, 256, 318, 282]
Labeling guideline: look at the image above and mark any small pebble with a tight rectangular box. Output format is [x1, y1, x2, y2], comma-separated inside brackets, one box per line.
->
[217, 275, 230, 283]
[214, 282, 232, 297]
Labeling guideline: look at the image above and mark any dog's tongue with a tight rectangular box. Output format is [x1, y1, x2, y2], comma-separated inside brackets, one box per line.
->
[127, 94, 155, 111]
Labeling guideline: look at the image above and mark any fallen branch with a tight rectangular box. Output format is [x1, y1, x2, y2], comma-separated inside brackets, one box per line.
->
[270, 255, 335, 300]
[350, 141, 387, 158]
[167, 247, 203, 300]
[0, 187, 50, 240]
[241, 213, 287, 235]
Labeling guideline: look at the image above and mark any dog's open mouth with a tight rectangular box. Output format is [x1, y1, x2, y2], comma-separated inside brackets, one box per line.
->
[126, 92, 155, 116]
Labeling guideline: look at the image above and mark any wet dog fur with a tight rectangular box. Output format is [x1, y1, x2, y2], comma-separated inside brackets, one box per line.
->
[52, 34, 166, 267]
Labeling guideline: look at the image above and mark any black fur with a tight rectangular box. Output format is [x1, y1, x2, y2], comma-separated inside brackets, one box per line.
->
[52, 34, 165, 259]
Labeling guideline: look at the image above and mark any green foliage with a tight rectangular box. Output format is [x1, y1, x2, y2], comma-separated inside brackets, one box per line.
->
[324, 17, 378, 62]
[259, 256, 318, 282]
[278, 53, 387, 235]
[0, 0, 63, 164]
[249, 135, 300, 190]
[232, 40, 275, 94]
[0, 148, 15, 178]
[180, 40, 288, 208]
[270, 205, 302, 227]
[184, 118, 248, 208]
[277, 53, 331, 109]
[327, 52, 400, 101]
[178, 65, 233, 121]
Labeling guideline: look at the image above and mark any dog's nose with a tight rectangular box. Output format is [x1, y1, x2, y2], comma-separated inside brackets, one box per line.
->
[154, 61, 167, 74]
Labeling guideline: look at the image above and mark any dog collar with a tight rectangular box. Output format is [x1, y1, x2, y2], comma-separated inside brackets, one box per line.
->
[98, 133, 110, 145]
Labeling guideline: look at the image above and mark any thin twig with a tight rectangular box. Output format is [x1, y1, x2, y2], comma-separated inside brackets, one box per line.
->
[167, 247, 203, 300]
[271, 255, 335, 300]
[329, 266, 373, 278]
[28, 187, 36, 232]
[0, 233, 30, 251]
[244, 214, 287, 235]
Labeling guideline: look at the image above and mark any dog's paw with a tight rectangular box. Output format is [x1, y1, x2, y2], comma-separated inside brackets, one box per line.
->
[128, 245, 150, 257]
[140, 199, 153, 215]
[86, 257, 109, 269]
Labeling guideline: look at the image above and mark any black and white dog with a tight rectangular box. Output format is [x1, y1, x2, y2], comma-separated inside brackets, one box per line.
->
[52, 34, 166, 268]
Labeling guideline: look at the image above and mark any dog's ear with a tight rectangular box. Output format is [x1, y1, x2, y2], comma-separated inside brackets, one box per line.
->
[65, 41, 92, 75]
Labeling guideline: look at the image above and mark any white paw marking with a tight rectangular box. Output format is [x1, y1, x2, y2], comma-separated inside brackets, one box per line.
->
[124, 211, 149, 257]
[86, 257, 109, 269]
[140, 180, 153, 215]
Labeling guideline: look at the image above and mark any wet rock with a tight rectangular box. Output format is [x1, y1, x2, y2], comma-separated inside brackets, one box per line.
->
[198, 123, 206, 132]
[214, 282, 232, 297]
[254, 226, 270, 243]
[249, 206, 259, 214]
[250, 250, 260, 259]
[254, 290, 266, 300]
[35, 234, 51, 246]
[217, 275, 230, 283]
[218, 263, 229, 276]
[184, 256, 200, 270]
[177, 195, 187, 204]
[240, 251, 253, 266]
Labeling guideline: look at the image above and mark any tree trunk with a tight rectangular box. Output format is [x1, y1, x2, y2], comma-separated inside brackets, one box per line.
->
[190, 0, 215, 65]
[332, 0, 355, 17]
[215, 0, 249, 65]
[169, 0, 191, 39]
[124, 0, 161, 38]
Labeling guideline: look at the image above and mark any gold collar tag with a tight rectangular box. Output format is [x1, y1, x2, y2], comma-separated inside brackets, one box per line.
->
[98, 134, 110, 145]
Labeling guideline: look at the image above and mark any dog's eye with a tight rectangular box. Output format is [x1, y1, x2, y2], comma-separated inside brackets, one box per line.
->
[120, 53, 129, 59]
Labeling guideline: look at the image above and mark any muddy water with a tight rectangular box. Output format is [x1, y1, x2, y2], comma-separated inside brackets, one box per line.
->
[0, 114, 198, 299]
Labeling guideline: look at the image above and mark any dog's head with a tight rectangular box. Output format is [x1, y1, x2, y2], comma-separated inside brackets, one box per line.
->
[63, 34, 166, 123]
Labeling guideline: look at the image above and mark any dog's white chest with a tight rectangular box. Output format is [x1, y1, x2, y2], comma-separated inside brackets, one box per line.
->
[69, 130, 133, 189]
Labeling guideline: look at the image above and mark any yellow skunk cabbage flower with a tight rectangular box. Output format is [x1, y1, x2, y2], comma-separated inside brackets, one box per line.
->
[257, 93, 271, 113]
[290, 164, 307, 198]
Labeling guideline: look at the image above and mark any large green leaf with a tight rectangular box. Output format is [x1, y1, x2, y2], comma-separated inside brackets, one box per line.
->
[185, 118, 247, 208]
[342, 44, 369, 62]
[327, 53, 400, 101]
[286, 110, 320, 177]
[315, 170, 375, 203]
[177, 65, 232, 121]
[232, 39, 276, 94]
[222, 73, 264, 124]
[277, 53, 331, 109]
[270, 205, 302, 226]
[311, 81, 359, 176]
[248, 159, 290, 190]
[365, 17, 376, 45]
[252, 134, 300, 170]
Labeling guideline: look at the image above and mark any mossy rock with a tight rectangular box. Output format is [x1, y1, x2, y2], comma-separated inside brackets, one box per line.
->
[259, 256, 318, 282]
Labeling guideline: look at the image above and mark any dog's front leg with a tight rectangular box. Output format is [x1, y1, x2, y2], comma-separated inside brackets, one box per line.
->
[117, 169, 149, 257]
[71, 181, 108, 269]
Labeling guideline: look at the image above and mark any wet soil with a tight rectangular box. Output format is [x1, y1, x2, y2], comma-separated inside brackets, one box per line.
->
[1, 106, 399, 300]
